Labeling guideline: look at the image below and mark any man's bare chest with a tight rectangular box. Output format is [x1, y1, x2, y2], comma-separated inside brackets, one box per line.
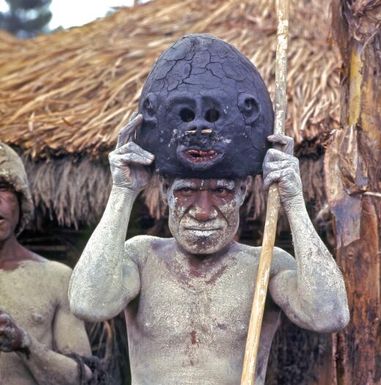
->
[0, 267, 56, 341]
[127, 254, 260, 347]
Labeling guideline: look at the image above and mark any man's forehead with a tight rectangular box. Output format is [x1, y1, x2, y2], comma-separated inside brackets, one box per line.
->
[170, 178, 236, 190]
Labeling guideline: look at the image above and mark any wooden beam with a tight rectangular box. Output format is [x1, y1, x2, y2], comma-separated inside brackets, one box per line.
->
[323, 1, 381, 384]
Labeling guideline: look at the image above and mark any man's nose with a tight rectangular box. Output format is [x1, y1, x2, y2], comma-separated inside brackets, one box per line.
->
[190, 191, 217, 222]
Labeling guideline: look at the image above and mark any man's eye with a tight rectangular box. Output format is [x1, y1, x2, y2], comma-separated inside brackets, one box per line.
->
[213, 187, 232, 197]
[175, 187, 194, 196]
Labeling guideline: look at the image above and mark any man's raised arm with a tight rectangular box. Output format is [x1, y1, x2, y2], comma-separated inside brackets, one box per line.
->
[69, 114, 154, 322]
[264, 134, 349, 333]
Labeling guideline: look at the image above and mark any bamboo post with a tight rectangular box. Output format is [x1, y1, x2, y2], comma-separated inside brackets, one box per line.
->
[240, 1, 290, 384]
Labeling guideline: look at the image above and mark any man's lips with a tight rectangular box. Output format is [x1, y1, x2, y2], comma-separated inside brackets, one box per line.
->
[184, 227, 221, 231]
[184, 228, 222, 237]
[183, 226, 224, 237]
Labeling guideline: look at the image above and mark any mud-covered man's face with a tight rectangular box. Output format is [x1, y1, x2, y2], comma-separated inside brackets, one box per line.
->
[0, 181, 20, 242]
[167, 178, 249, 255]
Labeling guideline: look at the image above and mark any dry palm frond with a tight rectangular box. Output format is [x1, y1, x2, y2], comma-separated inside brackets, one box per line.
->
[0, 0, 340, 159]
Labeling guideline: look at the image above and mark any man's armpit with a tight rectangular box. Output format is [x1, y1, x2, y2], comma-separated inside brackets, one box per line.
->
[123, 235, 150, 268]
[123, 234, 164, 268]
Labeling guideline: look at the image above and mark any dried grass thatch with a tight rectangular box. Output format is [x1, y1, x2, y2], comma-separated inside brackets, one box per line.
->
[22, 156, 112, 228]
[0, 0, 340, 158]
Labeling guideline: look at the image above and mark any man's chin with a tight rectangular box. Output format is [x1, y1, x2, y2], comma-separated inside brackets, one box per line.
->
[0, 227, 13, 242]
[179, 237, 230, 256]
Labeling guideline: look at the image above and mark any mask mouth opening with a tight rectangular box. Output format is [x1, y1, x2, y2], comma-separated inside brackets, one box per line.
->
[175, 142, 226, 171]
[186, 149, 218, 162]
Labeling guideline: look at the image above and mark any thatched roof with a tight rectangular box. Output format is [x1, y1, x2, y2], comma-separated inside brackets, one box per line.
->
[0, 0, 338, 228]
[0, 0, 340, 159]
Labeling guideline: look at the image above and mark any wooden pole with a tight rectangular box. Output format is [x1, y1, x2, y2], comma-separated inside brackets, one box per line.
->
[240, 1, 289, 384]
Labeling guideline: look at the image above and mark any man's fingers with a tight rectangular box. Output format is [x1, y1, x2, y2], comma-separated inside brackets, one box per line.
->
[268, 134, 294, 155]
[264, 148, 295, 163]
[0, 312, 12, 326]
[113, 152, 154, 166]
[112, 142, 155, 166]
[263, 159, 298, 177]
[115, 141, 153, 158]
[129, 111, 138, 122]
[116, 114, 143, 148]
[263, 169, 292, 190]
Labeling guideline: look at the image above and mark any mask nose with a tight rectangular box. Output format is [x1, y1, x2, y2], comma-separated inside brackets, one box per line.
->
[180, 106, 220, 138]
[184, 119, 214, 138]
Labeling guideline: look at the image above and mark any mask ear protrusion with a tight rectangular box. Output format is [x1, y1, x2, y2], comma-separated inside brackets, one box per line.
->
[142, 93, 158, 116]
[140, 93, 158, 131]
[238, 93, 260, 124]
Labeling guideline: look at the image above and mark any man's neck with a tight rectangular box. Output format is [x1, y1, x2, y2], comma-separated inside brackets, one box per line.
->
[0, 235, 31, 265]
[175, 241, 236, 271]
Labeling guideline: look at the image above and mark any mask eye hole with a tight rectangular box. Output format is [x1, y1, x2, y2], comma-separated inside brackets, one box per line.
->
[244, 98, 256, 111]
[205, 108, 219, 123]
[180, 108, 195, 122]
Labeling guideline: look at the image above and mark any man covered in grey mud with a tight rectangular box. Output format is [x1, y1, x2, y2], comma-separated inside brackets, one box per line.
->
[69, 35, 349, 385]
[0, 143, 106, 385]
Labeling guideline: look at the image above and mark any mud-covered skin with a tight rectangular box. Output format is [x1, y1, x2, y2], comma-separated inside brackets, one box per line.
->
[69, 117, 349, 384]
[0, 173, 92, 384]
[0, 260, 92, 385]
[136, 34, 274, 178]
[125, 238, 291, 385]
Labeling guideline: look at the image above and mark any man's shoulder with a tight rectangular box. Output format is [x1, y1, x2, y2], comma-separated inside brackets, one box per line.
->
[233, 242, 296, 272]
[16, 257, 72, 301]
[270, 247, 296, 277]
[232, 242, 261, 261]
[43, 258, 73, 276]
[125, 234, 172, 249]
[25, 256, 73, 284]
[18, 253, 71, 274]
[124, 235, 173, 263]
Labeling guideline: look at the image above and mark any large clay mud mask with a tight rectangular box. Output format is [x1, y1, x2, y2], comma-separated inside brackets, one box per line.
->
[136, 34, 274, 179]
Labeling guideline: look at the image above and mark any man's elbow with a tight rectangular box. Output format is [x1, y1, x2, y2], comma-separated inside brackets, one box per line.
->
[69, 298, 116, 323]
[332, 303, 350, 331]
[312, 302, 350, 333]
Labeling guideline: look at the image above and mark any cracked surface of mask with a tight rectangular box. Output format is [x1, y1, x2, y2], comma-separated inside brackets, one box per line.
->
[136, 34, 274, 178]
